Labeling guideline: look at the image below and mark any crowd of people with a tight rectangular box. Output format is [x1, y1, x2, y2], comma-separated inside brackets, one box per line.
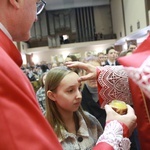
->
[1, 0, 150, 149]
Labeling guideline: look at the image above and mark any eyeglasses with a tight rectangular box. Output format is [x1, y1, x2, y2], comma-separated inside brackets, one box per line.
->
[36, 0, 46, 15]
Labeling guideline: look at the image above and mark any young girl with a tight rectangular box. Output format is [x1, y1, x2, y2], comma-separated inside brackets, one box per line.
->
[45, 67, 103, 150]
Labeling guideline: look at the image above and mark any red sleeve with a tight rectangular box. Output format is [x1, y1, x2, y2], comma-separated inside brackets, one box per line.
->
[117, 34, 150, 150]
[119, 122, 129, 137]
[0, 46, 62, 150]
[93, 142, 114, 150]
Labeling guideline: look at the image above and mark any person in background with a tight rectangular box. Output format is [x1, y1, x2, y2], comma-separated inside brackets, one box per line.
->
[36, 72, 47, 114]
[115, 50, 119, 59]
[0, 0, 136, 149]
[51, 62, 58, 68]
[119, 43, 137, 57]
[58, 62, 65, 66]
[125, 50, 133, 56]
[97, 52, 106, 66]
[36, 66, 43, 77]
[65, 54, 79, 62]
[128, 43, 137, 52]
[41, 64, 49, 73]
[104, 46, 120, 66]
[81, 56, 106, 128]
[65, 54, 80, 74]
[26, 67, 37, 81]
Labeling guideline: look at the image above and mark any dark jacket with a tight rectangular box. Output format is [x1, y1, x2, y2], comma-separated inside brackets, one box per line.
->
[104, 60, 120, 66]
[81, 85, 106, 129]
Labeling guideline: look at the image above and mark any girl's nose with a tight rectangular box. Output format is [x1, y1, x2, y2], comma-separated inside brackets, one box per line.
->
[76, 90, 82, 99]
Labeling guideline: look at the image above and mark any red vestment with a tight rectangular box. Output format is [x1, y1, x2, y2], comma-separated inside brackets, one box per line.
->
[0, 29, 62, 150]
[118, 39, 150, 150]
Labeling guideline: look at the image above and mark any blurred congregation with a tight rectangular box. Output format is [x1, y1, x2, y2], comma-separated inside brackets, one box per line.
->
[22, 42, 137, 91]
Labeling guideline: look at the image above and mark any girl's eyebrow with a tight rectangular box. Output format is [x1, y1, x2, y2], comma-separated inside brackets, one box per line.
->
[65, 83, 79, 89]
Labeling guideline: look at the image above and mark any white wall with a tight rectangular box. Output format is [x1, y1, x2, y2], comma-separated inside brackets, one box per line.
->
[46, 0, 110, 11]
[94, 5, 112, 34]
[111, 0, 125, 39]
[123, 0, 147, 35]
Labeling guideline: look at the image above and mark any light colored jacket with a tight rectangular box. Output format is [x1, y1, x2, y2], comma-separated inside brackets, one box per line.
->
[58, 111, 103, 150]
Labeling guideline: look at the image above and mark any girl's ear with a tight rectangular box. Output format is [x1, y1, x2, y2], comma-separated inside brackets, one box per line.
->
[9, 0, 20, 9]
[47, 90, 56, 101]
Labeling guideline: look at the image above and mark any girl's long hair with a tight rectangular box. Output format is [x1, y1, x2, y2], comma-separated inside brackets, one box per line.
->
[45, 67, 91, 139]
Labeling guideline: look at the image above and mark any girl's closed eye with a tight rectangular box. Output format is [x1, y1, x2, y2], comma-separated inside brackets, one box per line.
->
[78, 85, 82, 91]
[67, 88, 74, 93]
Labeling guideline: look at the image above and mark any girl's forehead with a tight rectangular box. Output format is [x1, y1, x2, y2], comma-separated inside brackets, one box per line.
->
[59, 72, 79, 86]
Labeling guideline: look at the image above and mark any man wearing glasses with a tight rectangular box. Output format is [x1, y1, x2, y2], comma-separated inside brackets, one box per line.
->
[0, 0, 62, 149]
[0, 0, 136, 150]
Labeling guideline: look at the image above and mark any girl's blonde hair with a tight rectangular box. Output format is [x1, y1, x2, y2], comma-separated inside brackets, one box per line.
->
[45, 67, 91, 139]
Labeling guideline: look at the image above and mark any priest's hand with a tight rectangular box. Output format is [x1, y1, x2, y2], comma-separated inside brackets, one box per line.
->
[66, 61, 97, 82]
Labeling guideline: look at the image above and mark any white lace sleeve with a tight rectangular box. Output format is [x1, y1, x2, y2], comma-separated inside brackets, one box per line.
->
[96, 120, 131, 150]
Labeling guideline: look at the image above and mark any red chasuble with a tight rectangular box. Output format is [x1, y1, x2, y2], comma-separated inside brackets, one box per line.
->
[96, 34, 150, 149]
[0, 29, 63, 150]
[118, 34, 150, 150]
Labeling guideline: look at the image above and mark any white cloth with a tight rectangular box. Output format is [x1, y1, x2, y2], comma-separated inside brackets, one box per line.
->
[96, 120, 131, 150]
